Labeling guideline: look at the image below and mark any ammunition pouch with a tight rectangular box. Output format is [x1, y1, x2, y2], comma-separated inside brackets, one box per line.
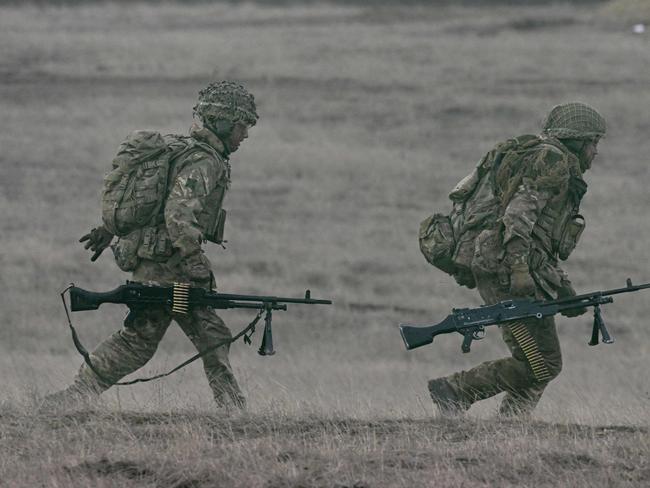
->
[111, 229, 142, 272]
[557, 214, 585, 261]
[137, 226, 174, 261]
[204, 208, 227, 244]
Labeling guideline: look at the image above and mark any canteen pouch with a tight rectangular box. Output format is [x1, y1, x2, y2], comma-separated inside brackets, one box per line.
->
[557, 214, 585, 261]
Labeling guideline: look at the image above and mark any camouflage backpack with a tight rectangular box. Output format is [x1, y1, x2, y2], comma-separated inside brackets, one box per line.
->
[101, 130, 193, 237]
[419, 135, 544, 288]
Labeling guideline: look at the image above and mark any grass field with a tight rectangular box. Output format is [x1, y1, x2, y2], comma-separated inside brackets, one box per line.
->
[1, 2, 649, 486]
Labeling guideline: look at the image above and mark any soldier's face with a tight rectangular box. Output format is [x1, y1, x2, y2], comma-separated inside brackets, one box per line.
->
[226, 122, 249, 153]
[580, 139, 599, 171]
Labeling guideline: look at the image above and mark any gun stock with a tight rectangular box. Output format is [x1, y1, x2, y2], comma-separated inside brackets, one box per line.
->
[399, 315, 457, 350]
[69, 285, 130, 311]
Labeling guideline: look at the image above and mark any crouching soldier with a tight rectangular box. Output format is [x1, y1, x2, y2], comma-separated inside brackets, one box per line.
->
[427, 102, 606, 417]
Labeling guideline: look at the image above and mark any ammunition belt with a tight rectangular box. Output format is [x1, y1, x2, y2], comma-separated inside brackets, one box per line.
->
[508, 321, 552, 382]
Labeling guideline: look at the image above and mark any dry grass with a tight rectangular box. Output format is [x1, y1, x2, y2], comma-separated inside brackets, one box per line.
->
[1, 2, 649, 486]
[1, 407, 648, 488]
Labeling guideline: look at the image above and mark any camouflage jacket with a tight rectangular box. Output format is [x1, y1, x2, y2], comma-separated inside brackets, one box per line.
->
[111, 124, 231, 275]
[164, 124, 230, 259]
[495, 136, 586, 296]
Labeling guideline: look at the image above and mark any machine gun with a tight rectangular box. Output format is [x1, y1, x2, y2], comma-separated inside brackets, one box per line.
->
[399, 279, 649, 353]
[68, 281, 332, 356]
[61, 281, 332, 385]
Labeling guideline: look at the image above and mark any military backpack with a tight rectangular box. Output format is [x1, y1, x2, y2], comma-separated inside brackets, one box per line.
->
[101, 130, 207, 237]
[418, 135, 546, 288]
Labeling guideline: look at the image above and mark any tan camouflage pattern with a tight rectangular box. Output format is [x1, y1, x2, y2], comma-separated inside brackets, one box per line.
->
[66, 124, 245, 408]
[434, 136, 587, 416]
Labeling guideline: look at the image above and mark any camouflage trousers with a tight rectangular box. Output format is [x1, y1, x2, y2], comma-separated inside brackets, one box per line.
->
[68, 259, 245, 408]
[442, 275, 563, 416]
[70, 306, 244, 408]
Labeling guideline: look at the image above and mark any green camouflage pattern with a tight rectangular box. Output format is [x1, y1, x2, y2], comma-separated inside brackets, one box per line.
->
[542, 102, 606, 140]
[69, 258, 245, 408]
[496, 138, 586, 299]
[63, 122, 245, 408]
[431, 130, 591, 416]
[165, 124, 231, 261]
[102, 130, 172, 237]
[442, 251, 564, 416]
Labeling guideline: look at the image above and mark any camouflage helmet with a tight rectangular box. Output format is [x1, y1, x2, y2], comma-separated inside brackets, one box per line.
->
[193, 81, 258, 127]
[541, 102, 606, 140]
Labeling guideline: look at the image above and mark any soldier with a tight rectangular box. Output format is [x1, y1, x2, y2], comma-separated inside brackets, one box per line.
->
[45, 81, 258, 410]
[427, 102, 606, 417]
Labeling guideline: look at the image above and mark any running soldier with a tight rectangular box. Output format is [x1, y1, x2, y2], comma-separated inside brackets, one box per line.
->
[427, 102, 606, 416]
[45, 81, 258, 410]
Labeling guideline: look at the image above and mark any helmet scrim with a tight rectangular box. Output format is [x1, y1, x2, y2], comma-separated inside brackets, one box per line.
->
[542, 102, 606, 140]
[193, 81, 258, 128]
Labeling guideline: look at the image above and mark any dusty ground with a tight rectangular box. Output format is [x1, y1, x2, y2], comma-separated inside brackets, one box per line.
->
[0, 2, 649, 486]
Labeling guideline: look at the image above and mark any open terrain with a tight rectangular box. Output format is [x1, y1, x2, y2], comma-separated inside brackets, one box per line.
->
[0, 2, 649, 486]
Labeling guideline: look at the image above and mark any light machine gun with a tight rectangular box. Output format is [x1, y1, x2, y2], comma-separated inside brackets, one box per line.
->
[61, 282, 332, 385]
[399, 279, 649, 353]
[68, 281, 332, 356]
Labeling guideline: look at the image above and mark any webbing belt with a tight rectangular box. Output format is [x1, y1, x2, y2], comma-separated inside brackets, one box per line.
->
[508, 321, 552, 383]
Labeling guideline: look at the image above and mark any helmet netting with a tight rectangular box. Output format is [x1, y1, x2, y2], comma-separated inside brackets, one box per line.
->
[542, 102, 606, 140]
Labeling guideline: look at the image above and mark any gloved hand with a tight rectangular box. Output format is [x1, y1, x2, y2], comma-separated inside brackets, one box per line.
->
[181, 251, 213, 289]
[509, 262, 536, 297]
[557, 280, 587, 317]
[79, 226, 114, 261]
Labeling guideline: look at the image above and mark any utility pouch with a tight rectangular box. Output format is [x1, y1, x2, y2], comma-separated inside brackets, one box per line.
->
[449, 167, 480, 203]
[557, 214, 585, 261]
[419, 213, 457, 275]
[205, 208, 227, 244]
[137, 227, 173, 261]
[111, 229, 142, 271]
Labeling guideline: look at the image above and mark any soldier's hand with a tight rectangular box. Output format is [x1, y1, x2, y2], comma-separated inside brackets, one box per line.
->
[560, 307, 587, 318]
[509, 263, 536, 297]
[557, 281, 588, 317]
[181, 251, 213, 289]
[79, 226, 114, 261]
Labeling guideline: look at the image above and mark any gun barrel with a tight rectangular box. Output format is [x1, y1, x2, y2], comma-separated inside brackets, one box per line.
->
[547, 280, 650, 307]
[204, 290, 331, 305]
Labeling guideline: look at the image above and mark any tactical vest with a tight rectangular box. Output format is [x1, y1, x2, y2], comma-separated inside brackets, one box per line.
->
[530, 172, 586, 261]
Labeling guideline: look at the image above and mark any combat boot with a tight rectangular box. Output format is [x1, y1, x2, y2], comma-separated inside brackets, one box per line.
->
[427, 377, 470, 416]
[39, 385, 99, 414]
[213, 387, 246, 412]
